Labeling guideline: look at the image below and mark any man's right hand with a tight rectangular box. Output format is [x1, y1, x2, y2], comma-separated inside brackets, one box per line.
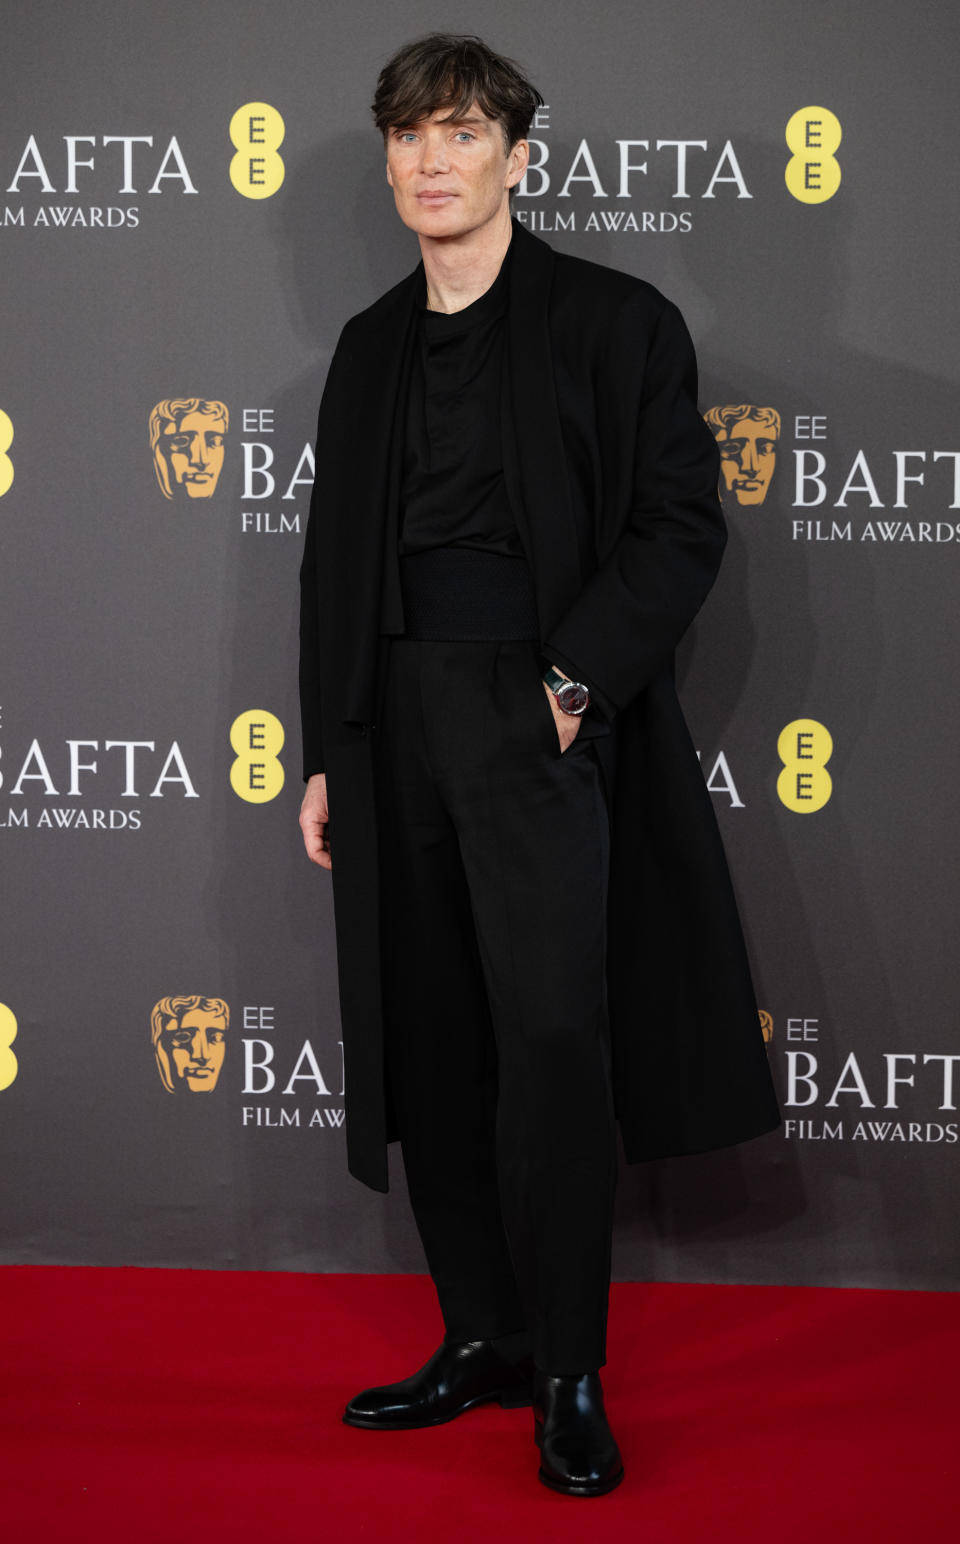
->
[299, 773, 331, 869]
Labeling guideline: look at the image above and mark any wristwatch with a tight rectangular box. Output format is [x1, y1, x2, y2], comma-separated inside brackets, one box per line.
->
[542, 664, 590, 716]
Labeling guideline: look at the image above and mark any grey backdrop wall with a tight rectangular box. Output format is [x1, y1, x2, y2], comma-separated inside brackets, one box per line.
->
[2, 0, 958, 1289]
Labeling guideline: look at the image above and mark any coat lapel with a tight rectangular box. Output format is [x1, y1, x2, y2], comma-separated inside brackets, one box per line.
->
[332, 271, 419, 724]
[504, 219, 585, 634]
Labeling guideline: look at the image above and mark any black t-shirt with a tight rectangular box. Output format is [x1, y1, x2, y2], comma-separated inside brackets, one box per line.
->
[399, 248, 521, 557]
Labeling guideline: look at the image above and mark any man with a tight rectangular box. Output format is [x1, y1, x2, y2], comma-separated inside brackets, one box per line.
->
[149, 398, 229, 500]
[299, 34, 779, 1497]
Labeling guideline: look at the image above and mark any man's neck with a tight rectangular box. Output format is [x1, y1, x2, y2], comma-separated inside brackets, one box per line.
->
[419, 206, 513, 314]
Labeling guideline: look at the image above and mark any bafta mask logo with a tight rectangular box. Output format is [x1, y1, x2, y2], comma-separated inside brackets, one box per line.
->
[151, 996, 230, 1093]
[704, 404, 781, 507]
[150, 398, 229, 500]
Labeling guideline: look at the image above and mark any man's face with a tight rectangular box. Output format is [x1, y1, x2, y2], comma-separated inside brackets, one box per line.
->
[161, 412, 226, 498]
[716, 418, 779, 506]
[158, 1009, 228, 1092]
[385, 107, 527, 241]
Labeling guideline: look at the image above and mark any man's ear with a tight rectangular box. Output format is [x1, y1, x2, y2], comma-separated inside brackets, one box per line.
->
[386, 161, 394, 188]
[505, 137, 529, 191]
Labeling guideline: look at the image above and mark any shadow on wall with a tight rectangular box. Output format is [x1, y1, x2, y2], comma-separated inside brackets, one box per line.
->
[274, 130, 416, 351]
[616, 144, 952, 1284]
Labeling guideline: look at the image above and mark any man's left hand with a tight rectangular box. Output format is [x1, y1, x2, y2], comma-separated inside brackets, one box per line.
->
[543, 679, 582, 753]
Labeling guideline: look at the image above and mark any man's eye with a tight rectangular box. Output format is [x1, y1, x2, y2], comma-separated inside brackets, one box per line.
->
[720, 441, 744, 458]
[168, 435, 190, 451]
[206, 434, 224, 448]
[454, 132, 475, 143]
[757, 440, 776, 454]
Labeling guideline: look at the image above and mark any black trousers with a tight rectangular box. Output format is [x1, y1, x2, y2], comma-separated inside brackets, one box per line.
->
[374, 638, 618, 1374]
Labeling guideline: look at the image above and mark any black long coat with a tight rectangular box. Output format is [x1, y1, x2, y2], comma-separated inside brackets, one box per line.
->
[300, 219, 780, 1193]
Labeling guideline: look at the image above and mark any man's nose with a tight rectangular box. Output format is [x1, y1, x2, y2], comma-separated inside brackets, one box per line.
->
[190, 1032, 211, 1064]
[420, 134, 450, 175]
[741, 442, 758, 473]
[189, 436, 210, 467]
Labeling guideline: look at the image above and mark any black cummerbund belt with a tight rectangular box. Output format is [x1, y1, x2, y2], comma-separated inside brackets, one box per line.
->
[399, 547, 540, 641]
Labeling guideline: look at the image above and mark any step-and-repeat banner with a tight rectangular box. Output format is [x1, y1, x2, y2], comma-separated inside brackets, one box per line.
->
[2, 2, 958, 1289]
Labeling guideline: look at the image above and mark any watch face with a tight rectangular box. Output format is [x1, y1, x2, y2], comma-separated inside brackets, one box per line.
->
[557, 680, 589, 716]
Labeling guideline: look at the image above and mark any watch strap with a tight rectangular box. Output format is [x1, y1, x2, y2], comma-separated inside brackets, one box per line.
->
[542, 665, 571, 694]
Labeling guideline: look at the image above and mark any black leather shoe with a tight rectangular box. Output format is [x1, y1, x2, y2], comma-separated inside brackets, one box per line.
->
[343, 1339, 534, 1430]
[534, 1371, 624, 1496]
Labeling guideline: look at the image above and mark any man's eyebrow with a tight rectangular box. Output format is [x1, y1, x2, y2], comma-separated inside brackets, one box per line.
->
[390, 113, 493, 133]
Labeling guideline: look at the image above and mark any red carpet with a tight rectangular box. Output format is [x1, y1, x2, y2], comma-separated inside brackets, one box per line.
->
[1, 1267, 955, 1542]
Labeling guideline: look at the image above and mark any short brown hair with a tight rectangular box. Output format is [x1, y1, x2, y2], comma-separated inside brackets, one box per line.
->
[372, 33, 542, 150]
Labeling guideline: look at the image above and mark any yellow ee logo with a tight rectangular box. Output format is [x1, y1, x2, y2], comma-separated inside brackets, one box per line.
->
[230, 710, 285, 803]
[0, 1003, 18, 1091]
[777, 719, 833, 813]
[785, 107, 841, 203]
[230, 103, 285, 199]
[0, 409, 13, 497]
